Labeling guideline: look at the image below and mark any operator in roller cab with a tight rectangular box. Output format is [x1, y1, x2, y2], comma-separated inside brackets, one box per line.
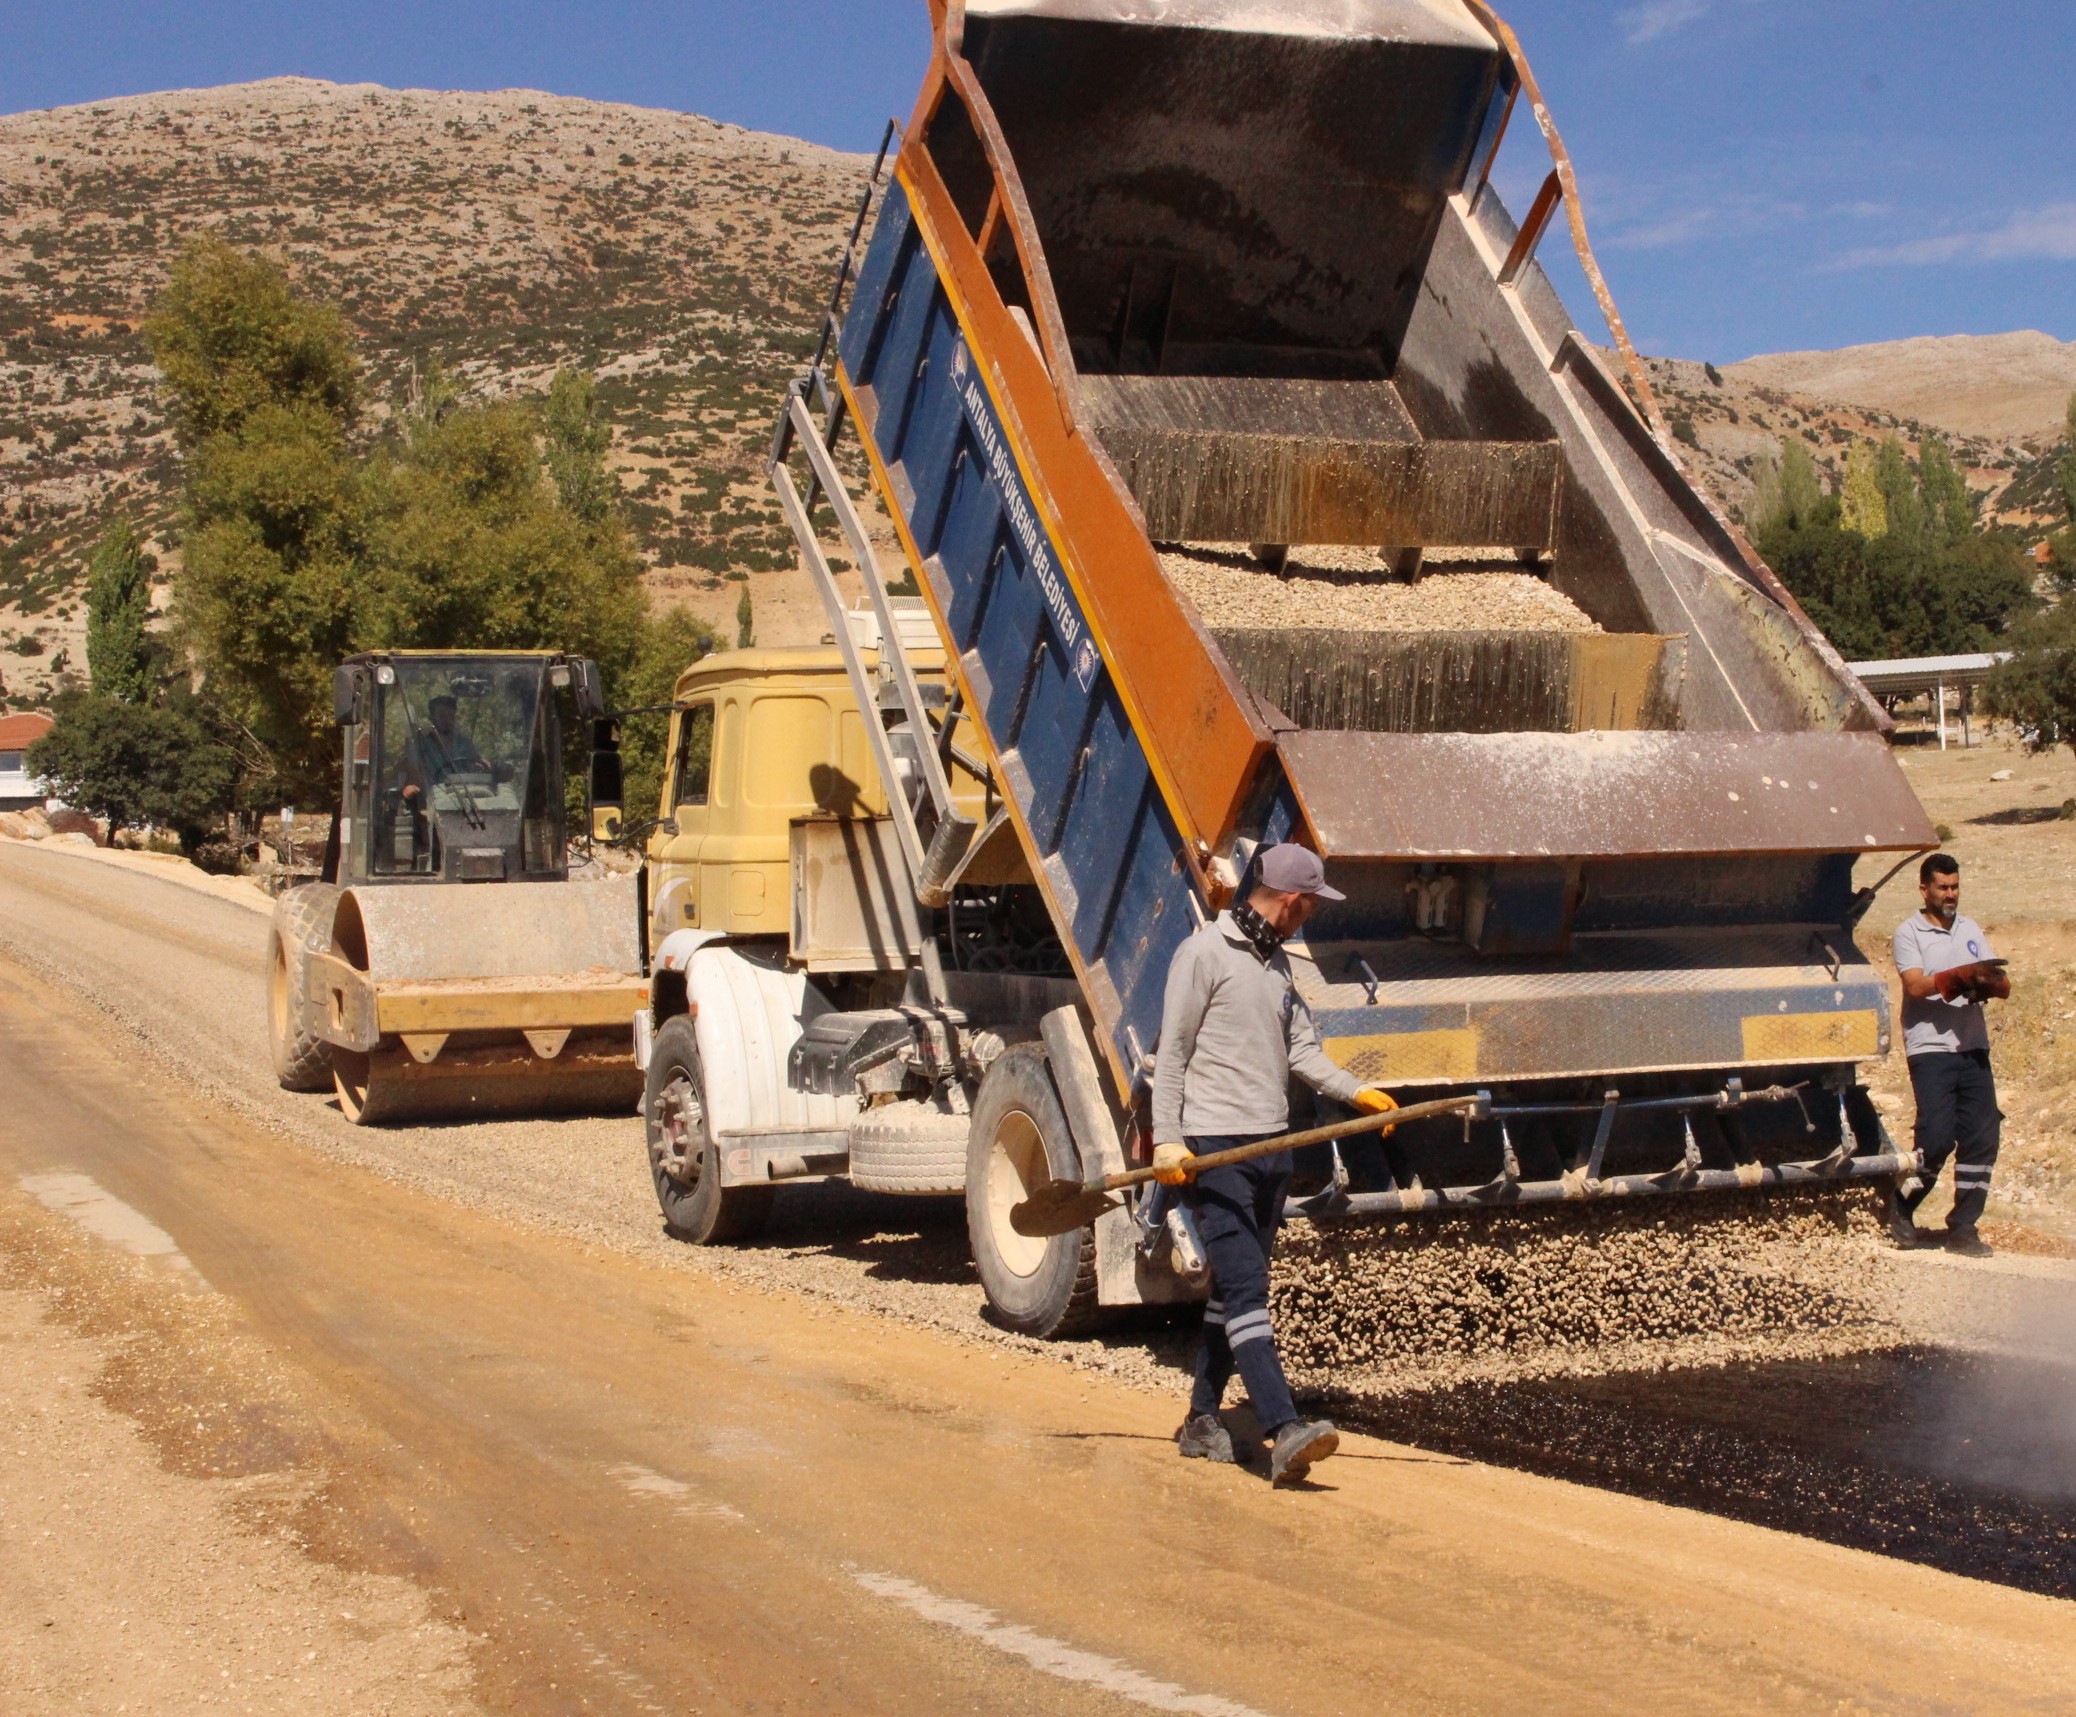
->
[356, 658, 568, 883]
[1889, 853, 2010, 1256]
[1151, 843, 1399, 1487]
[400, 693, 510, 805]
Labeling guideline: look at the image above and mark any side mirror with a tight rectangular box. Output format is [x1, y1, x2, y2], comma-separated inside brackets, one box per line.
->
[571, 658, 608, 723]
[333, 665, 363, 726]
[587, 718, 624, 843]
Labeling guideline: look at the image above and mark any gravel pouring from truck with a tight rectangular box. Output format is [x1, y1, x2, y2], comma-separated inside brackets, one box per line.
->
[632, 0, 1936, 1336]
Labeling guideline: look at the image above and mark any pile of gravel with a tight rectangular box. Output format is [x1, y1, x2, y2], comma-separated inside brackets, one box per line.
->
[1273, 1187, 1892, 1394]
[1158, 542, 1599, 633]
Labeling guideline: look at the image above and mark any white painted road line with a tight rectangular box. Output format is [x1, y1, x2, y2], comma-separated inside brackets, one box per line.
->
[607, 1463, 746, 1522]
[18, 1171, 212, 1289]
[853, 1568, 1274, 1717]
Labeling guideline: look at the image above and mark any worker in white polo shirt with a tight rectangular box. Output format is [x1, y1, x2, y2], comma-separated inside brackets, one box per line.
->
[1890, 853, 2010, 1256]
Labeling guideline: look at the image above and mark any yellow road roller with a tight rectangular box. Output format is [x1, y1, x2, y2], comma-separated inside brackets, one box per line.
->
[267, 650, 647, 1124]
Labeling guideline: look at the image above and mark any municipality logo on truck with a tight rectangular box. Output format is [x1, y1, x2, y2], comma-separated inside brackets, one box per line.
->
[951, 338, 1099, 692]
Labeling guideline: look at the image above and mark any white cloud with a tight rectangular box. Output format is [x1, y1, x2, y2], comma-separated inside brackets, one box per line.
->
[1829, 202, 2076, 269]
[1606, 194, 1805, 251]
[1620, 0, 1711, 44]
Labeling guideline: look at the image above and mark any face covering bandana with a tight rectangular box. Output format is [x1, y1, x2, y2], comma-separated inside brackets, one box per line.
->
[1230, 897, 1285, 959]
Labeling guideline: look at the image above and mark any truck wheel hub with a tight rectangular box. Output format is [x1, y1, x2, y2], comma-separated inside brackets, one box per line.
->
[654, 1073, 704, 1187]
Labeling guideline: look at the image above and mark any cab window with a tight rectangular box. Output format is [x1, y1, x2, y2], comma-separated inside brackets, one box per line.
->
[673, 704, 715, 808]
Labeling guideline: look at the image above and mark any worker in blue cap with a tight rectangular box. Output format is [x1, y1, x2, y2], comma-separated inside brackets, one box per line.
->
[1150, 841, 1397, 1486]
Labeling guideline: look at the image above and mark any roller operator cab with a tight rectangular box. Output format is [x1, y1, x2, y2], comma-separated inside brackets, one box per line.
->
[328, 650, 608, 886]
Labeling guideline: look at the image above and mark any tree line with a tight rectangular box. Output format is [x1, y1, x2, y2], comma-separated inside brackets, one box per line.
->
[31, 239, 717, 851]
[1746, 430, 2034, 664]
[1982, 395, 2076, 763]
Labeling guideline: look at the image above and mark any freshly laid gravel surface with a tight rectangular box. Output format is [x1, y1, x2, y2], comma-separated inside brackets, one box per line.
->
[1276, 1190, 1892, 1397]
[1159, 542, 1600, 634]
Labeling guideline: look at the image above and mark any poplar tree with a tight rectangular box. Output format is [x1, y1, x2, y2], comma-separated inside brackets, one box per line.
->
[84, 520, 156, 703]
[1839, 442, 1887, 538]
[543, 367, 615, 525]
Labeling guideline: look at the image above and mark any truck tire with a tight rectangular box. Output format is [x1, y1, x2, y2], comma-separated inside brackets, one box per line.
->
[268, 883, 340, 1093]
[643, 1015, 775, 1244]
[965, 1046, 1100, 1338]
[848, 1101, 970, 1195]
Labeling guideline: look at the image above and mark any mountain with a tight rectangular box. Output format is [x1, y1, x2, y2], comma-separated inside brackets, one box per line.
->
[1728, 332, 2076, 448]
[0, 77, 871, 710]
[1632, 350, 2063, 542]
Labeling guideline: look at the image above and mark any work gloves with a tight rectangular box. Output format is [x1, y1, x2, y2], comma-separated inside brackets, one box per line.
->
[1153, 1086, 1399, 1186]
[1152, 1142, 1195, 1185]
[1933, 962, 2004, 1002]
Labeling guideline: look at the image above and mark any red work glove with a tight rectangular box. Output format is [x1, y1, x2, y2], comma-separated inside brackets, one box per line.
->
[1934, 963, 1990, 1001]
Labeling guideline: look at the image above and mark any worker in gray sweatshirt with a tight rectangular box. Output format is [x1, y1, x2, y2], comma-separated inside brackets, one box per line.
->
[1150, 842, 1397, 1486]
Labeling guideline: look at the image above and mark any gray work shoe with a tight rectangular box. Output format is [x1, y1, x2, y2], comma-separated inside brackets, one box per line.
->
[1177, 1413, 1238, 1463]
[1269, 1419, 1339, 1487]
[1884, 1185, 1932, 1249]
[1944, 1227, 1994, 1258]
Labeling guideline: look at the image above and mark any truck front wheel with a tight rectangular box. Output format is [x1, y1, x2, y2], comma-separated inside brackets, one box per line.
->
[965, 1046, 1099, 1338]
[643, 1015, 775, 1244]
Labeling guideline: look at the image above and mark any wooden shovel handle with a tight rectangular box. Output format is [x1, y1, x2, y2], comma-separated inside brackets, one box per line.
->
[1096, 1093, 1484, 1196]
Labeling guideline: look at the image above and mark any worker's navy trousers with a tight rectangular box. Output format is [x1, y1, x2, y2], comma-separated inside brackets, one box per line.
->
[1904, 1049, 2002, 1231]
[1183, 1135, 1298, 1435]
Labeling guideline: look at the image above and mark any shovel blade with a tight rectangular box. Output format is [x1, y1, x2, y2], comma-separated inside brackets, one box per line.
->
[1009, 1179, 1120, 1238]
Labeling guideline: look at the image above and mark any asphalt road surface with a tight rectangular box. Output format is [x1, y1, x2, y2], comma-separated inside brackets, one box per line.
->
[3, 839, 2074, 1714]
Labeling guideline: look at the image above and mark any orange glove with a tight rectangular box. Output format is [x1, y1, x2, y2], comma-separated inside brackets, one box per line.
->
[1152, 1142, 1196, 1186]
[1351, 1087, 1399, 1134]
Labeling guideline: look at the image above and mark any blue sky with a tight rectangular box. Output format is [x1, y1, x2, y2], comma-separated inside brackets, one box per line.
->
[3, 1, 2069, 361]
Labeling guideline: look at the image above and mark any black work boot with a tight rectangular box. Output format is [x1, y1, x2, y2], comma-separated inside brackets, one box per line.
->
[1269, 1419, 1339, 1487]
[1944, 1227, 1993, 1258]
[1177, 1413, 1237, 1463]
[1884, 1183, 1931, 1249]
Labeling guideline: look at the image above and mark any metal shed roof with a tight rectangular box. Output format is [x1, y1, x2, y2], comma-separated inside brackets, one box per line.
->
[1849, 653, 2009, 697]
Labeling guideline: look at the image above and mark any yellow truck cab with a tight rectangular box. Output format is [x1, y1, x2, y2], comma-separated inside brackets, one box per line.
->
[634, 602, 1114, 1301]
[643, 609, 1020, 955]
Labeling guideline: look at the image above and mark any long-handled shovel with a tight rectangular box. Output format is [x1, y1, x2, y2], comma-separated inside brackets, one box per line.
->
[1009, 1093, 1487, 1238]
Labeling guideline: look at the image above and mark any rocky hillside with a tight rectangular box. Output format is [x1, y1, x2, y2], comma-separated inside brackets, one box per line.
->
[1634, 350, 2065, 545]
[0, 78, 873, 708]
[1730, 331, 2076, 448]
[1, 77, 2067, 711]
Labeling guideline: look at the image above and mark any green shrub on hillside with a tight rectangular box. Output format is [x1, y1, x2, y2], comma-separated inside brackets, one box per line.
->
[1751, 432, 2035, 660]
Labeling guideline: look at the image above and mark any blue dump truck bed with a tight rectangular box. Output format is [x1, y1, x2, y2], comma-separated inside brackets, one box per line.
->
[765, 0, 1935, 1267]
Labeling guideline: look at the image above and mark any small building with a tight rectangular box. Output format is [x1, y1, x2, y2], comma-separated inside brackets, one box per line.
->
[0, 711, 54, 810]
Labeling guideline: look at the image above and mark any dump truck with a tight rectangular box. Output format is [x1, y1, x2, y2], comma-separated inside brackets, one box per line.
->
[267, 650, 648, 1124]
[635, 0, 1937, 1336]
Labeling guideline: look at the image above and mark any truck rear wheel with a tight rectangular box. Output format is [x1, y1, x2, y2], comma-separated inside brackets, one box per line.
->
[643, 1015, 774, 1244]
[965, 1046, 1099, 1338]
[268, 883, 339, 1093]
